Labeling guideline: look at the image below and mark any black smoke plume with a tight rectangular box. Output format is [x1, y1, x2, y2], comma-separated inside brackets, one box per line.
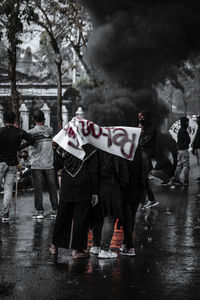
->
[76, 0, 200, 136]
[76, 0, 189, 176]
[79, 0, 200, 89]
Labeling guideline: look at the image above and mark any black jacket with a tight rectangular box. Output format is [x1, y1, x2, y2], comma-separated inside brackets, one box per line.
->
[0, 125, 34, 166]
[193, 126, 200, 150]
[98, 150, 129, 194]
[55, 145, 99, 202]
[177, 128, 190, 150]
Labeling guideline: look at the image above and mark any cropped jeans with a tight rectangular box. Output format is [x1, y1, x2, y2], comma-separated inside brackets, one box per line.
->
[0, 162, 16, 217]
[31, 169, 58, 212]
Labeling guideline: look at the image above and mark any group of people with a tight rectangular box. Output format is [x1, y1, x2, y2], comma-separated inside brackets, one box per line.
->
[169, 116, 200, 189]
[0, 110, 58, 222]
[1, 108, 200, 260]
[0, 109, 155, 260]
[49, 110, 157, 259]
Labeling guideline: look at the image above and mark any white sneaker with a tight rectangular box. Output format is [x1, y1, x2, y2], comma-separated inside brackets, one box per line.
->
[89, 246, 101, 255]
[98, 249, 117, 259]
[51, 210, 57, 218]
[1, 216, 10, 222]
[32, 211, 44, 219]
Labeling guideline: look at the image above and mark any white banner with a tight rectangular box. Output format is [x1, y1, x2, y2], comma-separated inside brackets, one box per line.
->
[169, 116, 198, 150]
[53, 117, 141, 160]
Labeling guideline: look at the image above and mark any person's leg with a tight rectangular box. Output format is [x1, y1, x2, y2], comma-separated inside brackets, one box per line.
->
[2, 166, 16, 217]
[174, 151, 183, 182]
[31, 169, 44, 212]
[71, 201, 91, 251]
[92, 221, 102, 247]
[100, 215, 115, 251]
[51, 201, 73, 250]
[182, 149, 190, 184]
[146, 183, 155, 202]
[43, 169, 58, 211]
[91, 202, 103, 247]
[0, 162, 8, 200]
[122, 203, 133, 248]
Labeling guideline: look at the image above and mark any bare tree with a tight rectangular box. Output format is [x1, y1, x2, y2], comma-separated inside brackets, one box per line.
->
[27, 0, 94, 129]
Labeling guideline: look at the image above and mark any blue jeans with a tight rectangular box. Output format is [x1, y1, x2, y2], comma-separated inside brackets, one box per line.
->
[0, 162, 16, 217]
[31, 169, 58, 211]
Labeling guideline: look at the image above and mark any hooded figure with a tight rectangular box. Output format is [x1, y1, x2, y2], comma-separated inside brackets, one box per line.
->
[176, 117, 190, 150]
[50, 144, 99, 259]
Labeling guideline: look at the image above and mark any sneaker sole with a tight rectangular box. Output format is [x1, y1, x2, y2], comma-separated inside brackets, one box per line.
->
[120, 252, 136, 257]
[98, 255, 117, 259]
[32, 216, 44, 219]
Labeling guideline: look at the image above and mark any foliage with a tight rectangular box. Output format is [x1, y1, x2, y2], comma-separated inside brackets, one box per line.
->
[157, 59, 200, 116]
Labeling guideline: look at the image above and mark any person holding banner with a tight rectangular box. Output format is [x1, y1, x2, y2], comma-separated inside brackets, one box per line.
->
[138, 111, 158, 208]
[120, 147, 144, 256]
[50, 144, 99, 259]
[93, 150, 129, 259]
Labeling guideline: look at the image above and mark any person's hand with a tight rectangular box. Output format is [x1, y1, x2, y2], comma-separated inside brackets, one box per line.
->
[91, 194, 98, 207]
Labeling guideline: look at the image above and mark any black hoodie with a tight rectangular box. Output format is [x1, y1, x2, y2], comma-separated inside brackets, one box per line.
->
[177, 117, 190, 150]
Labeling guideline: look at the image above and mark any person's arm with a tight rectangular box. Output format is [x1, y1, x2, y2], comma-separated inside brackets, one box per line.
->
[18, 130, 35, 150]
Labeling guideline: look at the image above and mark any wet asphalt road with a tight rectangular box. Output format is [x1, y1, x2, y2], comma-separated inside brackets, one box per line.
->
[1, 156, 200, 299]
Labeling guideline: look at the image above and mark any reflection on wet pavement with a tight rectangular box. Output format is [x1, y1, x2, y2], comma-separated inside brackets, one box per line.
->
[1, 166, 200, 299]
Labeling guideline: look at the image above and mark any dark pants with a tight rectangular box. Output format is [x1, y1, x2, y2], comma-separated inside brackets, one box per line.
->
[91, 203, 103, 247]
[143, 178, 155, 203]
[31, 169, 58, 211]
[122, 202, 140, 249]
[101, 215, 116, 251]
[52, 201, 91, 250]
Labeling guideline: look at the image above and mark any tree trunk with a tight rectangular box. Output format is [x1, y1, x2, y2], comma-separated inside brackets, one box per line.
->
[56, 60, 62, 130]
[8, 42, 20, 125]
[70, 40, 99, 87]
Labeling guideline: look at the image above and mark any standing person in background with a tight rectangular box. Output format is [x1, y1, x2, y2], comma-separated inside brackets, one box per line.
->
[28, 110, 58, 219]
[138, 111, 158, 208]
[192, 115, 200, 183]
[171, 116, 190, 187]
[0, 111, 34, 222]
